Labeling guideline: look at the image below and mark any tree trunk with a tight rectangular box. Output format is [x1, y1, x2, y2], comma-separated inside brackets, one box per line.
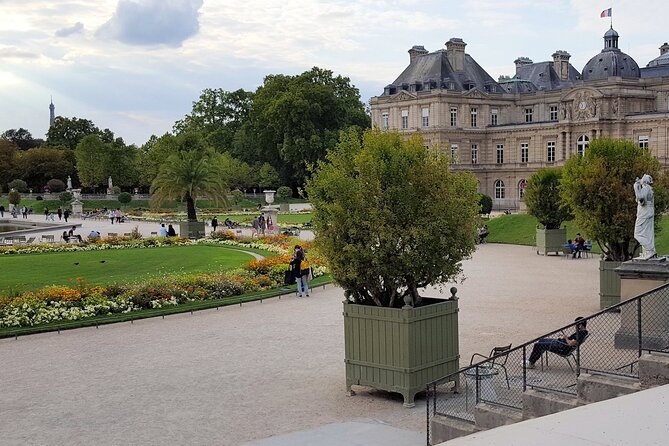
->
[185, 193, 197, 222]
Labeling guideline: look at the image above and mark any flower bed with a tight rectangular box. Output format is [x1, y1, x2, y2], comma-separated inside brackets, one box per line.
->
[0, 235, 327, 328]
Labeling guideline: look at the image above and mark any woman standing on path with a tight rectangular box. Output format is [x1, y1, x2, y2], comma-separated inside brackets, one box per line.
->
[290, 245, 310, 297]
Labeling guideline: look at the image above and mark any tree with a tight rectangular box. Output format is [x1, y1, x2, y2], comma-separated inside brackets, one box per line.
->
[150, 150, 229, 222]
[13, 147, 76, 190]
[562, 138, 669, 261]
[118, 192, 132, 206]
[59, 191, 73, 204]
[0, 140, 17, 192]
[46, 179, 66, 193]
[257, 163, 280, 189]
[8, 189, 21, 206]
[1, 128, 41, 150]
[75, 135, 138, 189]
[307, 129, 479, 308]
[217, 152, 256, 189]
[524, 168, 572, 229]
[174, 88, 254, 152]
[277, 186, 292, 199]
[234, 67, 370, 187]
[8, 179, 27, 193]
[478, 193, 493, 215]
[46, 117, 111, 150]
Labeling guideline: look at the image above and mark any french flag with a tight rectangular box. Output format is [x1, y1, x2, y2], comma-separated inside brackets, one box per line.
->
[600, 8, 612, 18]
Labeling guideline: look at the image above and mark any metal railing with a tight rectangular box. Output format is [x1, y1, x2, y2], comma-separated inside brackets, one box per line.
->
[426, 281, 669, 445]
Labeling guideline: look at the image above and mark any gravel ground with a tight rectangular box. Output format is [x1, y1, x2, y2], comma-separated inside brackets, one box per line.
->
[0, 243, 600, 445]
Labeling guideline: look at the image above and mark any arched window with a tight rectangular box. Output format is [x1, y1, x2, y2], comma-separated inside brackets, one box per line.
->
[577, 135, 589, 156]
[518, 179, 528, 199]
[495, 180, 505, 199]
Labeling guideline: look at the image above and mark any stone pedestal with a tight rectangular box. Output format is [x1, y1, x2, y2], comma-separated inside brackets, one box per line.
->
[614, 258, 669, 350]
[71, 200, 83, 217]
[179, 221, 206, 239]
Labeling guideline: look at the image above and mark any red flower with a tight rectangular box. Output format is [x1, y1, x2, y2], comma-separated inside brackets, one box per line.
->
[149, 289, 155, 293]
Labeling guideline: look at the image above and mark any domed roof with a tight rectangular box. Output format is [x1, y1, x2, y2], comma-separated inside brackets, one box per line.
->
[582, 27, 640, 81]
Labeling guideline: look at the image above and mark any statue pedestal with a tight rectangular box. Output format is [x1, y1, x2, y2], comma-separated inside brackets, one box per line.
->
[71, 200, 83, 218]
[615, 258, 669, 349]
[261, 206, 280, 235]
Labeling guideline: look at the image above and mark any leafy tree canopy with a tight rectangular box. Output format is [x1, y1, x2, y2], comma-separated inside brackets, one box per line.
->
[0, 140, 17, 192]
[1, 128, 41, 150]
[307, 129, 479, 308]
[13, 147, 76, 190]
[46, 116, 112, 150]
[75, 135, 138, 189]
[524, 168, 572, 229]
[562, 138, 669, 261]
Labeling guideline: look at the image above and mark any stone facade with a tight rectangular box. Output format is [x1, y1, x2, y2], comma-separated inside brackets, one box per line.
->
[370, 28, 669, 210]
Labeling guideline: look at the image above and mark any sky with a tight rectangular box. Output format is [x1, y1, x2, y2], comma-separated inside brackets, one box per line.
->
[1, 0, 669, 146]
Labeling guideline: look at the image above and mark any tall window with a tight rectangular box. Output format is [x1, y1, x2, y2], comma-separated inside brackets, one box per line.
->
[451, 144, 459, 163]
[525, 107, 533, 123]
[496, 144, 504, 164]
[639, 135, 649, 150]
[421, 108, 429, 128]
[520, 143, 529, 163]
[470, 107, 477, 127]
[549, 105, 558, 121]
[401, 110, 408, 129]
[547, 141, 556, 162]
[494, 180, 505, 199]
[577, 135, 589, 156]
[471, 144, 478, 164]
[381, 112, 389, 130]
[450, 107, 458, 127]
[490, 109, 498, 126]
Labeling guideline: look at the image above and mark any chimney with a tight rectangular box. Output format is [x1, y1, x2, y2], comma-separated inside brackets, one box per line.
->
[514, 57, 533, 76]
[660, 42, 669, 55]
[408, 45, 428, 64]
[445, 38, 466, 71]
[552, 50, 571, 81]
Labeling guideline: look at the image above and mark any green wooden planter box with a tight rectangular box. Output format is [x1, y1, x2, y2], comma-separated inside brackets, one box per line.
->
[536, 228, 567, 256]
[179, 221, 206, 239]
[600, 260, 622, 309]
[343, 297, 459, 408]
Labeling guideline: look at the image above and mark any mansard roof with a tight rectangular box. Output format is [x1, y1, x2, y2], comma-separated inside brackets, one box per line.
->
[385, 51, 502, 95]
[513, 61, 581, 91]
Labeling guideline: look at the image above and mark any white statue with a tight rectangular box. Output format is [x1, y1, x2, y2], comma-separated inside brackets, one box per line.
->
[108, 176, 113, 190]
[634, 174, 656, 259]
[66, 176, 72, 190]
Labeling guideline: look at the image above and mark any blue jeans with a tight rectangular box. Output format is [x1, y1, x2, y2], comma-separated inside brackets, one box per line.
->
[296, 274, 310, 296]
[529, 338, 572, 364]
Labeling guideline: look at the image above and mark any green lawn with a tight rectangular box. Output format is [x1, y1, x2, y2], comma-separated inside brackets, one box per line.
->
[0, 245, 254, 294]
[485, 213, 669, 254]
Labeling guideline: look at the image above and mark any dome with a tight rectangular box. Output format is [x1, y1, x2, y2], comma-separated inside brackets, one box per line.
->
[582, 27, 640, 81]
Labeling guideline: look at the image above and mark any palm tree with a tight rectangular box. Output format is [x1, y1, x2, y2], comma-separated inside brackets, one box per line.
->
[150, 150, 228, 221]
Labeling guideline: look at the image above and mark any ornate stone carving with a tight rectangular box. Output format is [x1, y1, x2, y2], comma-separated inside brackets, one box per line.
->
[572, 91, 598, 121]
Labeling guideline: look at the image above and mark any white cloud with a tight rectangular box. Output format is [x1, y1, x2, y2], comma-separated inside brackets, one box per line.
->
[55, 22, 84, 37]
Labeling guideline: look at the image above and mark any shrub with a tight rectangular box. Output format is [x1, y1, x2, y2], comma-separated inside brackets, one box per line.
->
[8, 190, 20, 206]
[308, 129, 479, 308]
[111, 186, 121, 194]
[524, 168, 572, 229]
[7, 179, 27, 193]
[59, 192, 73, 204]
[277, 186, 292, 199]
[118, 192, 132, 205]
[478, 193, 493, 215]
[35, 196, 43, 201]
[47, 179, 66, 193]
[230, 189, 244, 205]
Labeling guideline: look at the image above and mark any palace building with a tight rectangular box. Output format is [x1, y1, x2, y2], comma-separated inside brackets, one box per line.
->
[370, 27, 669, 210]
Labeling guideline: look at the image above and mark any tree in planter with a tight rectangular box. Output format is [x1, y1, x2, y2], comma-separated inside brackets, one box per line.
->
[562, 138, 669, 261]
[308, 129, 479, 308]
[525, 168, 572, 229]
[118, 192, 132, 207]
[150, 150, 229, 222]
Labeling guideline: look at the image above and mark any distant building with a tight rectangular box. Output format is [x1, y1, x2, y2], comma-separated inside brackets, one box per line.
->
[49, 97, 55, 127]
[370, 27, 669, 210]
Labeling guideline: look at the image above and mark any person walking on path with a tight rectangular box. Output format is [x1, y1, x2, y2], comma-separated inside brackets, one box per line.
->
[21, 206, 28, 219]
[211, 216, 219, 234]
[251, 216, 260, 237]
[44, 207, 49, 221]
[290, 245, 310, 297]
[115, 208, 122, 224]
[0, 204, 4, 217]
[57, 208, 63, 221]
[108, 209, 115, 224]
[259, 214, 266, 236]
[63, 209, 70, 222]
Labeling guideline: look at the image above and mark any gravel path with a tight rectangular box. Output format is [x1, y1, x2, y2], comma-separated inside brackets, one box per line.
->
[0, 243, 600, 445]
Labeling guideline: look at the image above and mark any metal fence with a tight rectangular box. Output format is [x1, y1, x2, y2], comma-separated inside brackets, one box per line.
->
[426, 281, 669, 445]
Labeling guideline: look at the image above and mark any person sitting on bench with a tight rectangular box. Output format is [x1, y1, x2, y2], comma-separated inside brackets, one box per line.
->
[524, 317, 588, 369]
[65, 226, 83, 243]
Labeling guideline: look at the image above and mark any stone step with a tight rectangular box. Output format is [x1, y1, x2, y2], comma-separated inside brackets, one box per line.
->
[522, 389, 580, 419]
[577, 373, 641, 404]
[430, 414, 482, 444]
[639, 353, 669, 388]
[474, 403, 523, 429]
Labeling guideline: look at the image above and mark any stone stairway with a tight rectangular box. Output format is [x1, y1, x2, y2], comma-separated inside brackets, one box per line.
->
[431, 353, 669, 444]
